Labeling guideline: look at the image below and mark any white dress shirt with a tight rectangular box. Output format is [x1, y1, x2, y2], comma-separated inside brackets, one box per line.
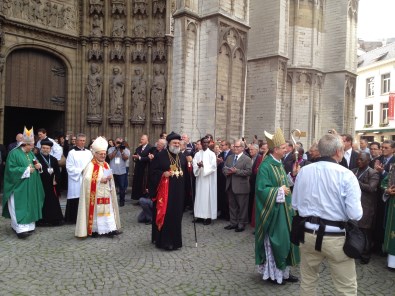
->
[292, 159, 363, 232]
[343, 147, 352, 167]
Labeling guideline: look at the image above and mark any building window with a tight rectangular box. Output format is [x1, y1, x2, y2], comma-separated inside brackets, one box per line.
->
[381, 103, 389, 125]
[366, 77, 375, 97]
[382, 73, 391, 94]
[365, 105, 373, 126]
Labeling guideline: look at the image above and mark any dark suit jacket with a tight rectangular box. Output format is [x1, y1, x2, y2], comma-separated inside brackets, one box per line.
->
[217, 150, 233, 171]
[283, 152, 295, 174]
[340, 150, 359, 170]
[131, 144, 152, 199]
[223, 153, 252, 194]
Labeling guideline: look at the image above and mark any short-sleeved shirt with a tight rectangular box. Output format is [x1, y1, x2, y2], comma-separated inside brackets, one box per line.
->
[108, 147, 130, 175]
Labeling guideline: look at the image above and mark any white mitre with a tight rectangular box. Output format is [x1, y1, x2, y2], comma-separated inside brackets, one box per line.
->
[91, 136, 108, 153]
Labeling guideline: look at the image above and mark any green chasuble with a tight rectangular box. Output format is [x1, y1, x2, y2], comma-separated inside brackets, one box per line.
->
[381, 175, 395, 255]
[2, 147, 45, 224]
[255, 155, 300, 269]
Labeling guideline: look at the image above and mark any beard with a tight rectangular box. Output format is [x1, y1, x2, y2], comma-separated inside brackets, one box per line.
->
[41, 151, 50, 156]
[168, 145, 180, 154]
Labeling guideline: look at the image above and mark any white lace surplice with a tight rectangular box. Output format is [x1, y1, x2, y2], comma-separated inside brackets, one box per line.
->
[257, 235, 290, 284]
[92, 201, 117, 235]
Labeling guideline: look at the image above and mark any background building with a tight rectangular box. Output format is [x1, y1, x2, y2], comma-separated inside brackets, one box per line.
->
[0, 0, 358, 148]
[355, 42, 395, 142]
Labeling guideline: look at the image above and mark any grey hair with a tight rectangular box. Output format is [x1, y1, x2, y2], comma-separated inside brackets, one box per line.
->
[235, 139, 245, 148]
[318, 134, 343, 157]
[158, 138, 167, 148]
[76, 133, 86, 139]
[250, 144, 259, 150]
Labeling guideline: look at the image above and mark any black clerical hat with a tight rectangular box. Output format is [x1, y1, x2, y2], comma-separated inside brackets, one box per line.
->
[40, 139, 53, 147]
[166, 131, 181, 143]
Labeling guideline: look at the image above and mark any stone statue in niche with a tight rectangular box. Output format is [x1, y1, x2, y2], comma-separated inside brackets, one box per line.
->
[110, 42, 125, 61]
[132, 43, 146, 62]
[88, 43, 103, 61]
[131, 67, 147, 121]
[112, 0, 125, 15]
[153, 0, 166, 15]
[87, 63, 103, 117]
[90, 0, 103, 15]
[151, 65, 166, 122]
[133, 0, 147, 15]
[153, 42, 166, 62]
[91, 14, 103, 37]
[154, 17, 165, 37]
[110, 66, 125, 119]
[112, 15, 126, 37]
[134, 19, 145, 38]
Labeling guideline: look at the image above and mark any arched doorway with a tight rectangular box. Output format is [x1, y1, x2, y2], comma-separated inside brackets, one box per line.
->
[3, 48, 66, 146]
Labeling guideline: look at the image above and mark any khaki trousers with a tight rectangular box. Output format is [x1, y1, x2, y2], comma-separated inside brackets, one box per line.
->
[300, 232, 357, 296]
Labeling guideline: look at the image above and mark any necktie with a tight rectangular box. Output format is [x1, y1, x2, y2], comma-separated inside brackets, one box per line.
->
[233, 155, 238, 166]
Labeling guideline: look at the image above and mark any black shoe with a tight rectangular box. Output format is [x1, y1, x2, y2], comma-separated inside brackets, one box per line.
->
[91, 232, 99, 238]
[192, 218, 203, 223]
[284, 274, 299, 283]
[145, 220, 152, 225]
[119, 200, 125, 207]
[224, 224, 237, 230]
[203, 219, 211, 225]
[16, 232, 31, 239]
[111, 230, 122, 236]
[235, 227, 245, 233]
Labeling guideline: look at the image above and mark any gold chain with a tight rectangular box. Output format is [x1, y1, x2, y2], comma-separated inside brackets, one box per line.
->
[167, 150, 183, 178]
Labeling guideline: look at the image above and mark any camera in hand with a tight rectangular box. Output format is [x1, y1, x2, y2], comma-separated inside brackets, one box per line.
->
[116, 141, 126, 150]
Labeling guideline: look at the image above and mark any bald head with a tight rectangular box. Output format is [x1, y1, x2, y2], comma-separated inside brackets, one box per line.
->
[16, 133, 23, 142]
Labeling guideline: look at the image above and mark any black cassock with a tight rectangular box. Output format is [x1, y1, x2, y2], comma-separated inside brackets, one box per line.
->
[36, 153, 64, 225]
[150, 149, 188, 250]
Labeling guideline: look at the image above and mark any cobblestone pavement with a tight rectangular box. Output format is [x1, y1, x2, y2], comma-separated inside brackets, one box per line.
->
[0, 196, 394, 296]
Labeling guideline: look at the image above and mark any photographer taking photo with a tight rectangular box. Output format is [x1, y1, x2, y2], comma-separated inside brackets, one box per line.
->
[108, 137, 130, 207]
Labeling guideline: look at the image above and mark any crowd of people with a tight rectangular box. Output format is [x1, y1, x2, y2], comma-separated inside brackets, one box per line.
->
[2, 125, 395, 295]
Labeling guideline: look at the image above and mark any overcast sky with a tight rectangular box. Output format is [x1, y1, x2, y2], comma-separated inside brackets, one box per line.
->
[358, 0, 395, 40]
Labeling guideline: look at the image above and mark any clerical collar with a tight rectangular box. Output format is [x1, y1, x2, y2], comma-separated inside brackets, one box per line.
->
[317, 156, 337, 163]
[270, 154, 282, 163]
[74, 146, 85, 151]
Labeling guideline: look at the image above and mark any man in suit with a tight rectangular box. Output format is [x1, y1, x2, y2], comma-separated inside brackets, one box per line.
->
[7, 133, 23, 153]
[248, 144, 259, 223]
[131, 134, 152, 202]
[339, 134, 358, 170]
[217, 140, 233, 220]
[369, 141, 382, 169]
[283, 140, 295, 174]
[223, 139, 252, 232]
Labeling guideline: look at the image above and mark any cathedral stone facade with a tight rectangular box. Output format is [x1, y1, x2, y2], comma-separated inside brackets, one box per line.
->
[0, 0, 358, 147]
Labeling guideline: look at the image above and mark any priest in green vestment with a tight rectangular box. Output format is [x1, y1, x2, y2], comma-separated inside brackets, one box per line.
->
[255, 128, 300, 284]
[381, 165, 395, 269]
[2, 127, 45, 239]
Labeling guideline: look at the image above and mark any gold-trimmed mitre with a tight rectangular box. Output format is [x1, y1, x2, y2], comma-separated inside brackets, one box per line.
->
[264, 128, 286, 149]
[22, 126, 35, 144]
[91, 136, 108, 153]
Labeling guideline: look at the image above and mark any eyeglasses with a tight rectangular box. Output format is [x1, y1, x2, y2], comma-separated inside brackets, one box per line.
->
[234, 146, 242, 148]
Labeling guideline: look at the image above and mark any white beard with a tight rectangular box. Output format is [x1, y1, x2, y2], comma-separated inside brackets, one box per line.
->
[169, 145, 180, 154]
